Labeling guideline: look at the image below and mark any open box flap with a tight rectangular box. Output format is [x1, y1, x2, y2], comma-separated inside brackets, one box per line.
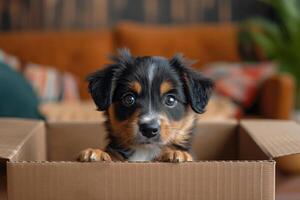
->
[0, 118, 45, 162]
[240, 120, 300, 158]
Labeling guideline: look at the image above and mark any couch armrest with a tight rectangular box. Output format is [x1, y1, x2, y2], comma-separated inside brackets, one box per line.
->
[259, 74, 295, 119]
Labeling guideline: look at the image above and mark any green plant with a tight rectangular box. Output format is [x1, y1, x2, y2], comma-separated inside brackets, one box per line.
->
[245, 0, 300, 84]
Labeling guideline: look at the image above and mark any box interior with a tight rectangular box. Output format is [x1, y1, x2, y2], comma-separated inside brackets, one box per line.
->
[0, 165, 6, 200]
[46, 120, 267, 162]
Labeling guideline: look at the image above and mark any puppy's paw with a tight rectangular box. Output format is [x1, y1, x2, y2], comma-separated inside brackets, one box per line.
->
[78, 148, 112, 162]
[157, 150, 193, 163]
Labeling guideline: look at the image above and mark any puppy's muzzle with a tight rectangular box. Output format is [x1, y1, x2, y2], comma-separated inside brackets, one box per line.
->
[139, 119, 160, 139]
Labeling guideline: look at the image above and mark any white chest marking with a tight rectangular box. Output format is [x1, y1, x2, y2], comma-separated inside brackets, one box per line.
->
[128, 145, 161, 162]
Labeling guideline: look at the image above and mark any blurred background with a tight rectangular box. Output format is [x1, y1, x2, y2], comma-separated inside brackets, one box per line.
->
[0, 0, 270, 29]
[0, 0, 299, 199]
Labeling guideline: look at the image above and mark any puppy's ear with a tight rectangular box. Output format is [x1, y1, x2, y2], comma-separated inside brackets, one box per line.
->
[88, 48, 133, 111]
[170, 54, 213, 114]
[87, 66, 116, 111]
[184, 68, 214, 114]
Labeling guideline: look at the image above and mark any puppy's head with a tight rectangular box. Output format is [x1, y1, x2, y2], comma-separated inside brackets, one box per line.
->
[88, 49, 213, 149]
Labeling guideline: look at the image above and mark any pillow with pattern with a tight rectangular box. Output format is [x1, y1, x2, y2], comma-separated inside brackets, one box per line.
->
[0, 49, 80, 103]
[202, 62, 276, 108]
[0, 49, 21, 71]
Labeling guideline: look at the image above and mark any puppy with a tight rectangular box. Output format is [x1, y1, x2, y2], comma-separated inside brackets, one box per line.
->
[78, 49, 213, 162]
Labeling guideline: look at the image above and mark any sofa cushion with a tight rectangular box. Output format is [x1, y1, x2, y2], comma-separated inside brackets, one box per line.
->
[0, 30, 114, 99]
[115, 22, 241, 69]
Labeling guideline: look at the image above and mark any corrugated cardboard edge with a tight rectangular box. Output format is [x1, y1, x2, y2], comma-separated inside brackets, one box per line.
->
[0, 118, 45, 161]
[7, 161, 275, 200]
[0, 118, 46, 200]
[240, 119, 300, 158]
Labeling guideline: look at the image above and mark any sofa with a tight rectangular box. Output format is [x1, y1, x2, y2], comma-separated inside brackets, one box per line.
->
[0, 22, 295, 120]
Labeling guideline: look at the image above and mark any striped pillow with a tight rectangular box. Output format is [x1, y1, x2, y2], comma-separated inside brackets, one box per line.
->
[0, 49, 80, 102]
[24, 63, 79, 102]
[0, 49, 21, 71]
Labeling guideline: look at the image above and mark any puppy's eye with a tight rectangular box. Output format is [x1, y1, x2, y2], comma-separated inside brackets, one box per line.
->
[121, 93, 136, 107]
[164, 95, 177, 108]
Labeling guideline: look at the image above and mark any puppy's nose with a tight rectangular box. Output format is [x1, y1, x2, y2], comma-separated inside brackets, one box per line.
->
[139, 120, 160, 138]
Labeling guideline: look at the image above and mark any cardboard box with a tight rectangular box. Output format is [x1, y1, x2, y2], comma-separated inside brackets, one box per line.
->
[1, 118, 300, 200]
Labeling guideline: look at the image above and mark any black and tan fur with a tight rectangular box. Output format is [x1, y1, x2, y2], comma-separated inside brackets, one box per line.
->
[78, 49, 213, 162]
